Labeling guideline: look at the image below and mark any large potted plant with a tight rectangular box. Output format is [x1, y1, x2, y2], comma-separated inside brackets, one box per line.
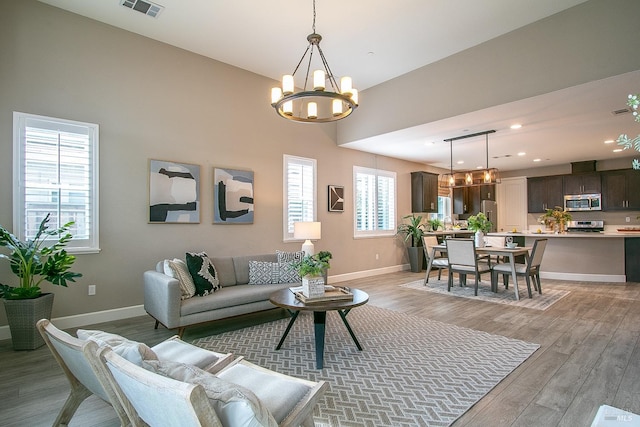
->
[467, 212, 493, 247]
[293, 251, 332, 298]
[396, 214, 426, 273]
[0, 213, 82, 350]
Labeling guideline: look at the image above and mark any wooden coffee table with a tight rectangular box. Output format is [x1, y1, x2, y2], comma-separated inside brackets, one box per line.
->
[269, 287, 369, 369]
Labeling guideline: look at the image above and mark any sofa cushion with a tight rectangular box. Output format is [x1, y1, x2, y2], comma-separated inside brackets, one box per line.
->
[77, 329, 158, 366]
[248, 261, 279, 285]
[143, 360, 277, 427]
[210, 256, 237, 287]
[233, 254, 278, 285]
[180, 284, 289, 317]
[164, 258, 197, 299]
[186, 252, 221, 296]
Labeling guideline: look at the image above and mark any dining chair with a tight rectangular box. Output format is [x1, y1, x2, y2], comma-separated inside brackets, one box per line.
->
[423, 235, 448, 284]
[445, 238, 491, 296]
[491, 238, 548, 298]
[481, 235, 506, 265]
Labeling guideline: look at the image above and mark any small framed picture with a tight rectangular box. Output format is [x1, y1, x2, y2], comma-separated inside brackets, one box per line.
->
[328, 185, 344, 212]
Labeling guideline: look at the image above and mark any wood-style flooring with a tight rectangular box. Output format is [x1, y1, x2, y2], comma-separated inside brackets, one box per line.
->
[1, 271, 639, 426]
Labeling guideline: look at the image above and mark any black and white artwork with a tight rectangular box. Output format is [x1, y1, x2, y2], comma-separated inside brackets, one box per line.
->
[149, 159, 200, 223]
[213, 167, 254, 224]
[328, 185, 344, 212]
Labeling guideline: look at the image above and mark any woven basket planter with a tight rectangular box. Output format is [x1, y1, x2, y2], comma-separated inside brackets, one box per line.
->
[3, 293, 54, 350]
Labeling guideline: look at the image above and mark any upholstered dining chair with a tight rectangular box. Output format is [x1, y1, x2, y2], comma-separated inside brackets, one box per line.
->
[85, 341, 329, 427]
[484, 235, 507, 265]
[423, 235, 448, 284]
[445, 238, 491, 296]
[491, 238, 548, 298]
[36, 319, 233, 427]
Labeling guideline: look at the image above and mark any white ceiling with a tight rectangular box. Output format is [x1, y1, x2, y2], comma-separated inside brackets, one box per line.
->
[38, 0, 639, 172]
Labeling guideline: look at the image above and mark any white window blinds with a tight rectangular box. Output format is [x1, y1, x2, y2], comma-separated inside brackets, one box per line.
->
[283, 155, 316, 240]
[353, 166, 396, 237]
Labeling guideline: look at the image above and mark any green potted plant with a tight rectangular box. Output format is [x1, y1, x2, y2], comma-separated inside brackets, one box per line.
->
[428, 218, 443, 232]
[467, 212, 493, 247]
[396, 214, 426, 272]
[293, 251, 332, 298]
[537, 206, 572, 233]
[0, 213, 82, 350]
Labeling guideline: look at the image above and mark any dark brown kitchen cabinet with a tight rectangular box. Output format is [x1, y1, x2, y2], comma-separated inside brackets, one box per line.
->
[527, 176, 564, 212]
[563, 173, 601, 195]
[480, 184, 495, 201]
[602, 169, 640, 210]
[411, 171, 438, 213]
[453, 185, 487, 214]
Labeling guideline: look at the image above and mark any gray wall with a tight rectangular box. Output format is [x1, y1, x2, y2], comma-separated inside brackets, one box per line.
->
[0, 1, 434, 325]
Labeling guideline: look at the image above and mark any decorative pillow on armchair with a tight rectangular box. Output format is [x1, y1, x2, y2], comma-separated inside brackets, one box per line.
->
[186, 252, 221, 296]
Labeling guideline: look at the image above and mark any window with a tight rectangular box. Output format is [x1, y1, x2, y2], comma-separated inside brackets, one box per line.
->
[283, 155, 316, 240]
[429, 196, 452, 222]
[353, 166, 396, 237]
[13, 112, 99, 253]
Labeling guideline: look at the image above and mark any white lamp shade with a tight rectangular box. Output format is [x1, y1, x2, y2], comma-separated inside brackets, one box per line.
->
[313, 70, 325, 91]
[340, 76, 353, 96]
[332, 99, 343, 116]
[271, 87, 282, 104]
[294, 222, 321, 240]
[307, 102, 318, 119]
[282, 75, 294, 95]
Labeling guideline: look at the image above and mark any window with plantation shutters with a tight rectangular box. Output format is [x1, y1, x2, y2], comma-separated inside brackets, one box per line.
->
[13, 112, 99, 253]
[353, 166, 396, 237]
[283, 155, 316, 240]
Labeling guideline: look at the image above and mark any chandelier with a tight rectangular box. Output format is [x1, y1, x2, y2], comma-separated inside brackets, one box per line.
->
[270, 0, 358, 123]
[440, 130, 500, 188]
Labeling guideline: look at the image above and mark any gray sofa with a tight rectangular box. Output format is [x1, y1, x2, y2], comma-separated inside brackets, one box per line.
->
[143, 254, 298, 337]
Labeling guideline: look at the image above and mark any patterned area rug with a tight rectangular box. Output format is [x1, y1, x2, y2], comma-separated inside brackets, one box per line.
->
[193, 305, 539, 426]
[400, 277, 570, 310]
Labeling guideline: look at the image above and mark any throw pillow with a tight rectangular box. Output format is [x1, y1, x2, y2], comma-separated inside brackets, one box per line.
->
[164, 258, 197, 300]
[248, 261, 279, 285]
[277, 261, 301, 284]
[76, 329, 158, 366]
[143, 360, 277, 427]
[186, 252, 221, 296]
[276, 250, 304, 263]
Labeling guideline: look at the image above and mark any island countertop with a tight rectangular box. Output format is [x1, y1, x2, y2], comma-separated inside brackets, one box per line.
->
[488, 230, 640, 238]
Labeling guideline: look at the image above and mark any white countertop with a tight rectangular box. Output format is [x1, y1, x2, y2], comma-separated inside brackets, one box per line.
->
[489, 230, 640, 238]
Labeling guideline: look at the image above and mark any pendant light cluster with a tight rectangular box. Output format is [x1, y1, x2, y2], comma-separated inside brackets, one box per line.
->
[440, 130, 501, 188]
[270, 0, 358, 123]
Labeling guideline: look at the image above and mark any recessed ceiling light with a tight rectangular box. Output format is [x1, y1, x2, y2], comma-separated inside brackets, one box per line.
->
[613, 148, 623, 152]
[533, 158, 541, 162]
[457, 160, 464, 164]
[604, 139, 614, 144]
[476, 166, 483, 169]
[510, 124, 522, 129]
[517, 152, 526, 156]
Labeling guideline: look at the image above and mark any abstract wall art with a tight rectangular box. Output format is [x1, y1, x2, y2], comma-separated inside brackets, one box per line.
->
[328, 185, 344, 212]
[214, 167, 254, 224]
[149, 159, 201, 223]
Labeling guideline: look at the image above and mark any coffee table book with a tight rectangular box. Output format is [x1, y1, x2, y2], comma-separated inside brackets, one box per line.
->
[290, 287, 354, 303]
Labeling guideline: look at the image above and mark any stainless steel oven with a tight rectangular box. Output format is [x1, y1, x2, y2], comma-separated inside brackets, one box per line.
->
[563, 193, 602, 211]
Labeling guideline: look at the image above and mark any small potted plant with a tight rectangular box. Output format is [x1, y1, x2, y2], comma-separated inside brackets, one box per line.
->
[537, 206, 572, 233]
[467, 212, 493, 247]
[0, 213, 82, 350]
[428, 218, 443, 232]
[396, 214, 426, 272]
[293, 251, 332, 298]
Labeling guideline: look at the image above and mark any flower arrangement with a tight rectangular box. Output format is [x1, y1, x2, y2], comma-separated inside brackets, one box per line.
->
[616, 93, 640, 170]
[538, 206, 572, 231]
[467, 212, 493, 233]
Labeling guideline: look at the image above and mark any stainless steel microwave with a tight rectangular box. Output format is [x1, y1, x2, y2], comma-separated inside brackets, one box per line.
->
[563, 193, 602, 211]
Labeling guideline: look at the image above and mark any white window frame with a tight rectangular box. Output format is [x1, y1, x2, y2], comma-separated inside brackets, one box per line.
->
[13, 112, 100, 253]
[283, 154, 317, 241]
[353, 166, 397, 238]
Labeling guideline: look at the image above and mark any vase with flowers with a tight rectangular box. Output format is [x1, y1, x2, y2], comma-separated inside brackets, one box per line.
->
[538, 206, 572, 234]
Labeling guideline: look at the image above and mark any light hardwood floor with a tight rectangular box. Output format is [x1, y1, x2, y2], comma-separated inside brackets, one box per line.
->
[1, 271, 639, 426]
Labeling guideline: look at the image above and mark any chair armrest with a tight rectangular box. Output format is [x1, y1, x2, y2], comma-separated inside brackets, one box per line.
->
[143, 271, 182, 329]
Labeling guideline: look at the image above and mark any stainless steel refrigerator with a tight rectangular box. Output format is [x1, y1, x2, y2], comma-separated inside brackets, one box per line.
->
[481, 200, 498, 232]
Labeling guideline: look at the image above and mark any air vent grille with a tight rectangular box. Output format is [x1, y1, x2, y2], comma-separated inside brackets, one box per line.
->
[121, 0, 164, 18]
[611, 108, 631, 116]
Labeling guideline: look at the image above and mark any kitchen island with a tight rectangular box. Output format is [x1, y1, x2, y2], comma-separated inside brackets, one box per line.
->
[488, 231, 640, 282]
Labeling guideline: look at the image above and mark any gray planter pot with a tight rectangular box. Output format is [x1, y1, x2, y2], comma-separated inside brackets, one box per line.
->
[3, 293, 54, 350]
[407, 246, 424, 273]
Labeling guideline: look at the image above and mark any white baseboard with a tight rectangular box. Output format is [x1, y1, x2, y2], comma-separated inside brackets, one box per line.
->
[329, 264, 408, 283]
[539, 271, 627, 283]
[0, 304, 146, 341]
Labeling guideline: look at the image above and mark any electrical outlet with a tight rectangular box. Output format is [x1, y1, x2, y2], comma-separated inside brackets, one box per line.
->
[88, 285, 96, 296]
[626, 217, 631, 223]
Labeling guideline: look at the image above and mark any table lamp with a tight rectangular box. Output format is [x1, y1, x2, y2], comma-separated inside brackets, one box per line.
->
[294, 221, 321, 256]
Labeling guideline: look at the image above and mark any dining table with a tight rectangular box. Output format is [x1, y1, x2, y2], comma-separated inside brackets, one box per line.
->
[427, 243, 533, 300]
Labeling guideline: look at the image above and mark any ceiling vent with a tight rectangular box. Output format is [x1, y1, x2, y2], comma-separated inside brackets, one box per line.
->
[121, 0, 164, 18]
[611, 108, 631, 116]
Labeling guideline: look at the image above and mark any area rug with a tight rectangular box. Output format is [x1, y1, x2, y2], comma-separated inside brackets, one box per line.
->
[400, 278, 570, 311]
[193, 305, 539, 427]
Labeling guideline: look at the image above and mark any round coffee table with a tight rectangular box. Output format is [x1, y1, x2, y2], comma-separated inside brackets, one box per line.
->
[269, 287, 369, 369]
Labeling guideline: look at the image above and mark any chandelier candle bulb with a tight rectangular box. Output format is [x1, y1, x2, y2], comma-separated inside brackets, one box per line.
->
[271, 87, 282, 104]
[350, 88, 358, 105]
[341, 76, 352, 96]
[313, 70, 325, 91]
[307, 102, 318, 119]
[332, 99, 343, 115]
[282, 75, 294, 95]
[283, 100, 293, 116]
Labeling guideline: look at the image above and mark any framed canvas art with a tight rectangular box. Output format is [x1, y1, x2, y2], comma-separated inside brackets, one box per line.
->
[214, 167, 254, 224]
[149, 159, 200, 223]
[328, 185, 344, 212]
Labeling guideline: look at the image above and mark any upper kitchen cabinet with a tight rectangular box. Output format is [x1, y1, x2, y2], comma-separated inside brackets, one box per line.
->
[480, 184, 496, 201]
[452, 185, 494, 215]
[563, 173, 601, 195]
[411, 171, 439, 213]
[601, 169, 640, 210]
[527, 176, 564, 212]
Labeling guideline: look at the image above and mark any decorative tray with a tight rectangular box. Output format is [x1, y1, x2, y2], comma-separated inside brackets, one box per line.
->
[294, 287, 353, 304]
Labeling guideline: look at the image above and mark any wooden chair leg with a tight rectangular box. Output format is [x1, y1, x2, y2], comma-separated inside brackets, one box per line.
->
[154, 319, 159, 329]
[53, 386, 93, 427]
[437, 269, 443, 280]
[535, 273, 542, 294]
[447, 270, 453, 291]
[525, 275, 533, 298]
[503, 274, 509, 289]
[424, 269, 429, 285]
